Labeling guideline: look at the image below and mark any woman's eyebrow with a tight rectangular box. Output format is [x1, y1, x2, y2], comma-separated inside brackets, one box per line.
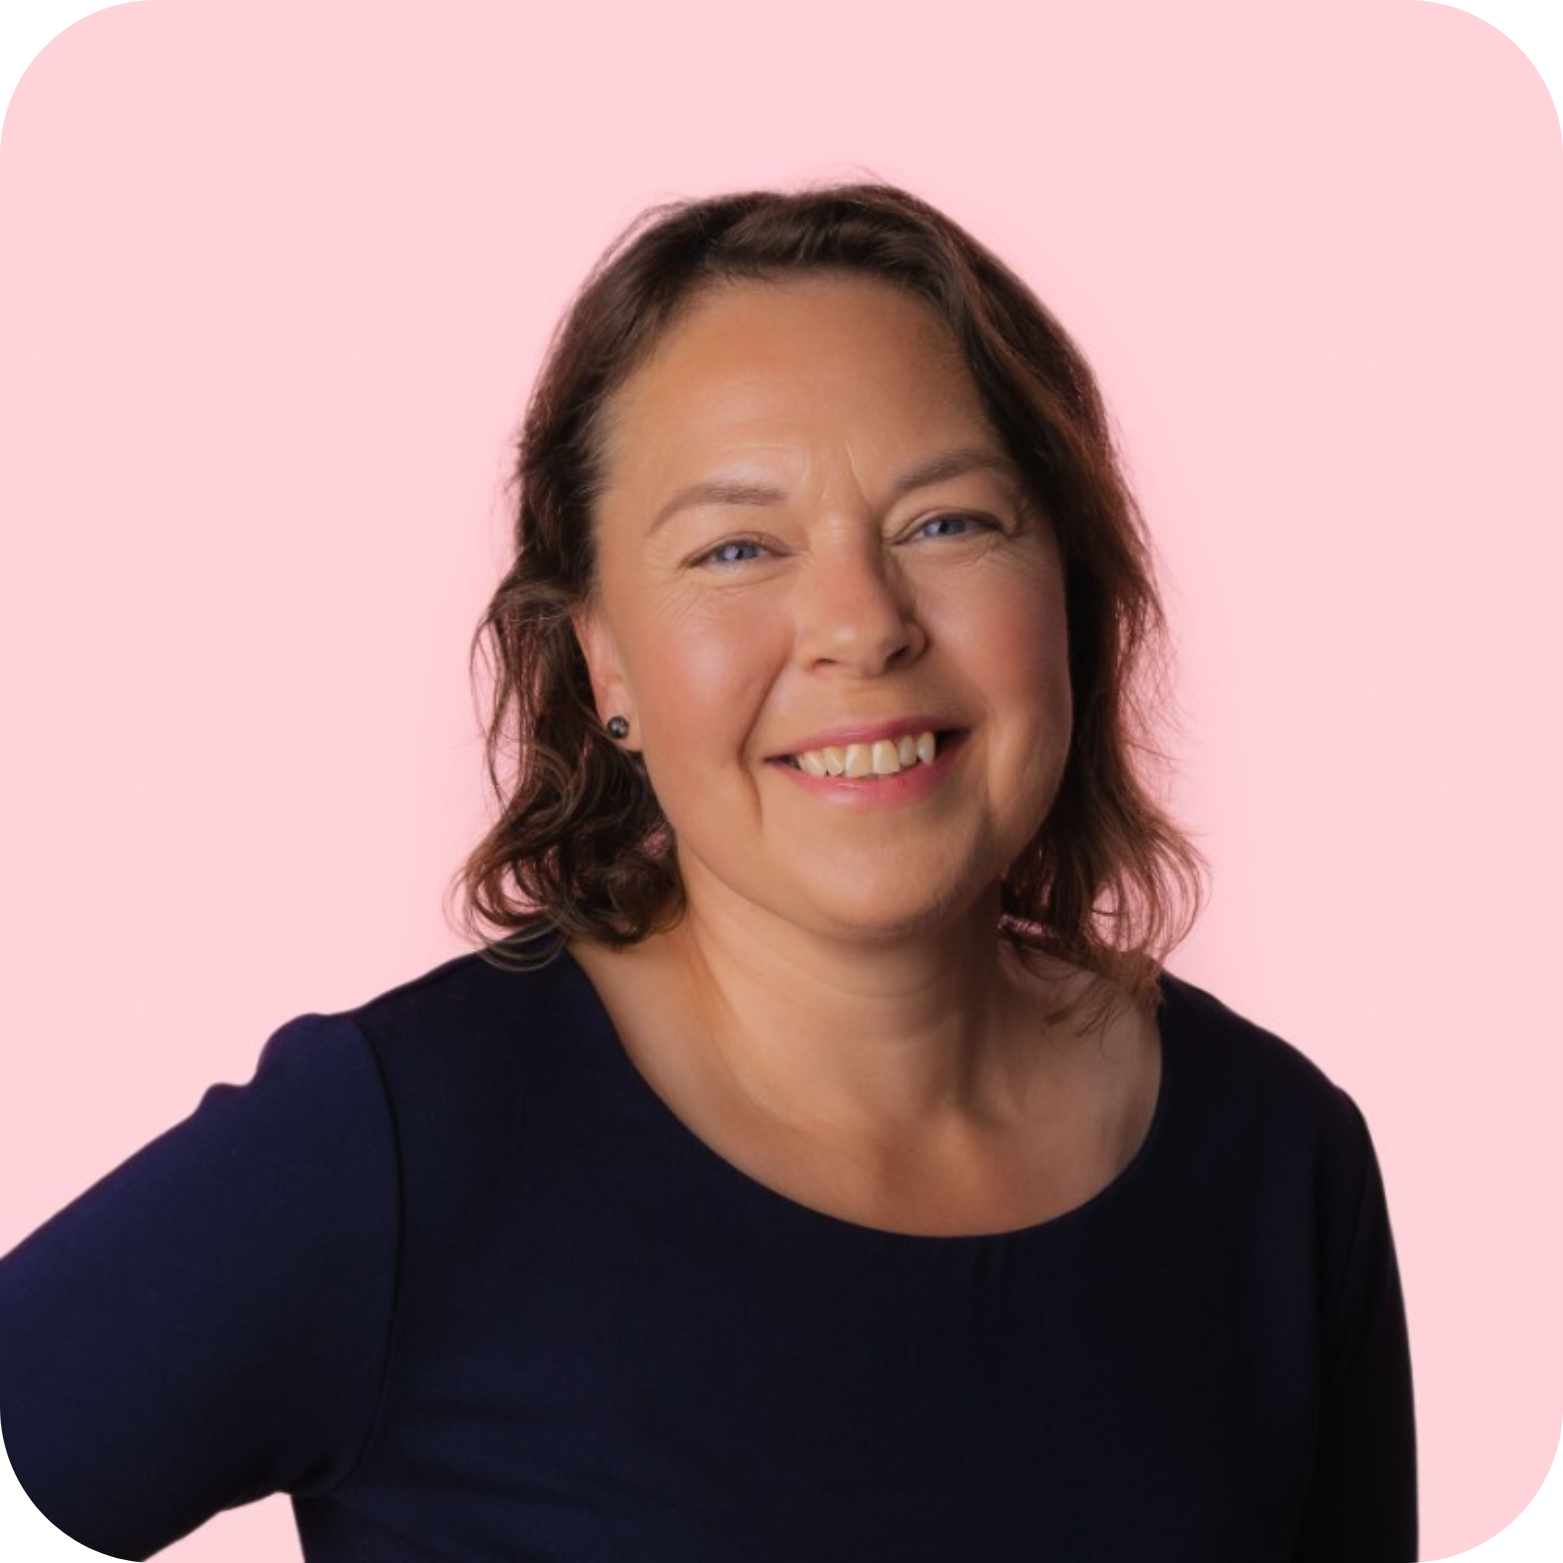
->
[647, 446, 1019, 533]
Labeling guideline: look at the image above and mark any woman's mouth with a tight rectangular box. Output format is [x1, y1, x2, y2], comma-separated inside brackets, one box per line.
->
[776, 729, 961, 778]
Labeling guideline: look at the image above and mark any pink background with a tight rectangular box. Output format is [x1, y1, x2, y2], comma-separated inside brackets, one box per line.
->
[1, 1, 1559, 1558]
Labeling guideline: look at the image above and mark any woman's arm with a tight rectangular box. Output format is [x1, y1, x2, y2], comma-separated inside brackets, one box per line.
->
[0, 1014, 399, 1560]
[1293, 1094, 1418, 1561]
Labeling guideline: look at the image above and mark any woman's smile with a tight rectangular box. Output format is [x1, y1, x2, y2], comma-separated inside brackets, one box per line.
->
[765, 727, 968, 804]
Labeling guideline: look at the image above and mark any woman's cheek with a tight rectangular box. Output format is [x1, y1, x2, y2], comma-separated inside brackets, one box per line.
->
[642, 595, 780, 755]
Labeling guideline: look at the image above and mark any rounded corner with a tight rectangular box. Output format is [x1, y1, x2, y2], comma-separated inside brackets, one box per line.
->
[1431, 2, 1563, 135]
[1, 1, 140, 146]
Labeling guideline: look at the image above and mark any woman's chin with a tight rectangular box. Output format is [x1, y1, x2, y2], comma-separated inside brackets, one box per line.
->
[755, 874, 996, 949]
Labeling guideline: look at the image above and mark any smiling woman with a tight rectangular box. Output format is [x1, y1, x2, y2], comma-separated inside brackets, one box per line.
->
[0, 185, 1417, 1561]
[464, 190, 1202, 1013]
[573, 274, 1074, 972]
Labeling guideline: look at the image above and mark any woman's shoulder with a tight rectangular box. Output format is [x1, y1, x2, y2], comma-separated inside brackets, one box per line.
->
[1155, 969, 1376, 1161]
[1150, 974, 1397, 1322]
[297, 936, 603, 1138]
[332, 933, 593, 1056]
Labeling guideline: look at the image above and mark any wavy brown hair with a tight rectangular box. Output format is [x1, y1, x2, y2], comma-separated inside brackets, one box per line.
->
[456, 182, 1206, 1009]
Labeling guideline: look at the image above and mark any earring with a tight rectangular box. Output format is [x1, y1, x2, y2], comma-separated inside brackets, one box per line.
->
[605, 715, 630, 741]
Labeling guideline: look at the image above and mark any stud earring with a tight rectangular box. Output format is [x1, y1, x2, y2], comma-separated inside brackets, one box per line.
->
[605, 715, 630, 741]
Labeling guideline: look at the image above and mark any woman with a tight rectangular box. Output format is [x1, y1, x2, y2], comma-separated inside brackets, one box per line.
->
[0, 184, 1417, 1560]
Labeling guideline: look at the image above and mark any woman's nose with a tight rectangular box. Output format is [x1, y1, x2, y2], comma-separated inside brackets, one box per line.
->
[793, 539, 927, 675]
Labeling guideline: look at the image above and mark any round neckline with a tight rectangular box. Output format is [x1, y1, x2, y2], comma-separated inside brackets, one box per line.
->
[555, 944, 1179, 1245]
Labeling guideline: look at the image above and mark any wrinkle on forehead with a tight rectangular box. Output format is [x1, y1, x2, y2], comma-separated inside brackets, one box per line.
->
[595, 273, 1002, 524]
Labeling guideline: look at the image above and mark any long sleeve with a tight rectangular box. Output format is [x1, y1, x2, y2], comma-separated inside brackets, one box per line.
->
[1292, 1093, 1419, 1561]
[0, 1014, 400, 1560]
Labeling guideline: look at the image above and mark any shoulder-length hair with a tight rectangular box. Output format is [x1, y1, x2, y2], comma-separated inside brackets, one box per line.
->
[455, 182, 1205, 1010]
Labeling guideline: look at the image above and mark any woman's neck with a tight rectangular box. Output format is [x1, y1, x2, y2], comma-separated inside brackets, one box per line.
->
[607, 883, 1086, 1146]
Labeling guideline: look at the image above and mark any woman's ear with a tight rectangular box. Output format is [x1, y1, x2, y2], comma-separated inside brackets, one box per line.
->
[571, 605, 636, 739]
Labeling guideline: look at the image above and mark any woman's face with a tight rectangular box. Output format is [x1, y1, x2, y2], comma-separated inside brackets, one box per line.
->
[575, 272, 1072, 945]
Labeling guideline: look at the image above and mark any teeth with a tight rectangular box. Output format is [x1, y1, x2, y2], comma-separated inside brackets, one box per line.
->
[789, 730, 942, 778]
[871, 739, 901, 775]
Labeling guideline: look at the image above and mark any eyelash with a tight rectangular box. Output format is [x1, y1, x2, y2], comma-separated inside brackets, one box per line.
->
[694, 513, 995, 568]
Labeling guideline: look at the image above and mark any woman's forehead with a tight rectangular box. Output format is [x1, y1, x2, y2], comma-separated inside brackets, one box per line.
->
[634, 273, 968, 396]
[599, 274, 998, 493]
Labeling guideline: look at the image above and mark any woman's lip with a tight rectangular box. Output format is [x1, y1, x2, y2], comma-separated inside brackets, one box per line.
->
[767, 720, 963, 760]
[766, 731, 966, 797]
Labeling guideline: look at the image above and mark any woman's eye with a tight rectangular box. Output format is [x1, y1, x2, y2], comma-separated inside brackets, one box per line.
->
[913, 513, 989, 540]
[697, 538, 767, 567]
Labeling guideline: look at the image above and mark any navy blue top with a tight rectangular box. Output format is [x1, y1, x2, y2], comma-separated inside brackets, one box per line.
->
[0, 948, 1417, 1561]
